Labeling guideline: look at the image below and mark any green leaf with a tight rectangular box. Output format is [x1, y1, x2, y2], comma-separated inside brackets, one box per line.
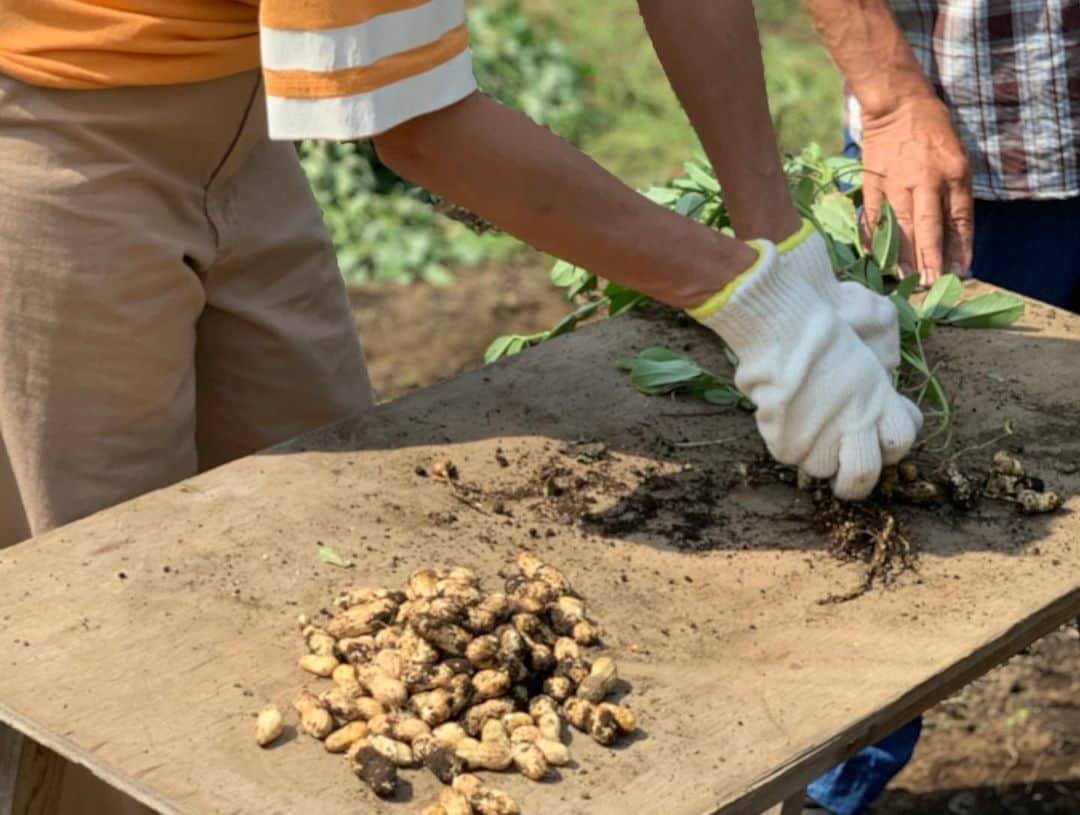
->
[895, 273, 920, 300]
[722, 343, 740, 369]
[833, 241, 858, 271]
[547, 299, 604, 339]
[918, 274, 963, 320]
[865, 260, 885, 294]
[618, 347, 704, 394]
[825, 156, 863, 190]
[940, 293, 1026, 329]
[790, 176, 819, 215]
[889, 292, 920, 334]
[812, 192, 860, 247]
[643, 186, 681, 207]
[603, 283, 650, 316]
[675, 192, 709, 217]
[420, 263, 453, 287]
[683, 161, 721, 193]
[549, 261, 596, 300]
[317, 546, 351, 568]
[484, 334, 520, 364]
[871, 200, 900, 275]
[699, 387, 743, 407]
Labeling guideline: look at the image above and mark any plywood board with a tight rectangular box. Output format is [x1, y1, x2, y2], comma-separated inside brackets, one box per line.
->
[0, 283, 1077, 815]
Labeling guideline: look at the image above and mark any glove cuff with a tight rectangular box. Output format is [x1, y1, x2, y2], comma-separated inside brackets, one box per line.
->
[776, 218, 818, 254]
[685, 240, 770, 322]
[694, 240, 822, 356]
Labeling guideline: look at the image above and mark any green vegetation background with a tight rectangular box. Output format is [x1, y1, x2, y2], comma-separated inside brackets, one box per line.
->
[301, 0, 844, 285]
[523, 0, 842, 185]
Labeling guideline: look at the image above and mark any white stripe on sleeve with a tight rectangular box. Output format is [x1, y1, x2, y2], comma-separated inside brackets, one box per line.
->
[266, 49, 477, 141]
[261, 0, 466, 73]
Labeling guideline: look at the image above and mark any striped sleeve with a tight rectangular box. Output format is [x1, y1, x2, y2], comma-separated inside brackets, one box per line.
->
[260, 0, 478, 140]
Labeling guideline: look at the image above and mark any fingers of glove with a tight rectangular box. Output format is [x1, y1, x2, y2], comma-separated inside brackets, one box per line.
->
[870, 336, 902, 373]
[877, 396, 921, 466]
[945, 177, 975, 276]
[832, 430, 883, 501]
[903, 396, 925, 433]
[835, 283, 901, 370]
[913, 184, 946, 286]
[800, 435, 841, 480]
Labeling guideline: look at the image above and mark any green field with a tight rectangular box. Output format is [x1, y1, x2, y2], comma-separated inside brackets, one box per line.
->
[518, 0, 843, 186]
[304, 1, 846, 286]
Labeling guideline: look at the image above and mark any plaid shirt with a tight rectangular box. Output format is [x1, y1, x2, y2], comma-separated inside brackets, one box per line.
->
[847, 1, 1080, 201]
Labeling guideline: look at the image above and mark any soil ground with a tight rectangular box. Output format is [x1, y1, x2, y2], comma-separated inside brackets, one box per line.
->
[350, 260, 1079, 815]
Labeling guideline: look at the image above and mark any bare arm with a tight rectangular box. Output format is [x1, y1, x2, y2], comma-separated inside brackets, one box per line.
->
[803, 0, 973, 283]
[373, 92, 756, 308]
[637, 0, 800, 243]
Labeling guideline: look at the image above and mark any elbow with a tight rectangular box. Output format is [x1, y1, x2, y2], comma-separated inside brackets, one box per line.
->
[372, 119, 427, 182]
[372, 91, 480, 182]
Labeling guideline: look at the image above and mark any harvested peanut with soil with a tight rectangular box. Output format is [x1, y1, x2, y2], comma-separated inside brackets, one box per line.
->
[563, 696, 594, 733]
[371, 734, 415, 768]
[543, 675, 573, 701]
[501, 712, 533, 733]
[274, 551, 639, 803]
[437, 789, 473, 815]
[293, 691, 333, 739]
[511, 741, 549, 781]
[597, 701, 637, 733]
[304, 626, 337, 657]
[254, 704, 284, 748]
[298, 653, 339, 678]
[535, 737, 569, 766]
[1018, 488, 1063, 514]
[464, 699, 516, 737]
[472, 669, 511, 700]
[577, 655, 617, 703]
[331, 663, 358, 687]
[432, 722, 468, 747]
[348, 739, 398, 798]
[325, 721, 369, 753]
[453, 774, 521, 815]
[421, 741, 466, 784]
[327, 598, 398, 639]
[455, 736, 513, 771]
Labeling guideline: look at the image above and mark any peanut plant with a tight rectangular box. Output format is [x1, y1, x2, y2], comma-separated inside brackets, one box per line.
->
[486, 144, 1025, 443]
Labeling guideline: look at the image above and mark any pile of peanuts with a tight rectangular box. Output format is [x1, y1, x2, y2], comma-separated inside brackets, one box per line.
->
[255, 552, 636, 813]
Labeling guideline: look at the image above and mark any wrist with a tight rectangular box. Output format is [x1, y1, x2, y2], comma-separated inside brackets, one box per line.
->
[855, 73, 939, 121]
[663, 234, 760, 309]
[724, 186, 801, 245]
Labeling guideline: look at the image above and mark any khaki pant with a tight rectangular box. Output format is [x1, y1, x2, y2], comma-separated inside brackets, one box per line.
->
[0, 71, 375, 813]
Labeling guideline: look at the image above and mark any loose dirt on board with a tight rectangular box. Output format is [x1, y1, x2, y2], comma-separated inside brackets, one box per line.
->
[352, 265, 1079, 814]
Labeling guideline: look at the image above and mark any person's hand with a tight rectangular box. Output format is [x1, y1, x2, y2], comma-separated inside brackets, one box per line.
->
[859, 95, 974, 286]
[689, 242, 922, 499]
[778, 220, 901, 371]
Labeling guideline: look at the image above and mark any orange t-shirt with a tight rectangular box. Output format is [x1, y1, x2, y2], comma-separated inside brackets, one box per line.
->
[0, 0, 477, 140]
[0, 1, 261, 89]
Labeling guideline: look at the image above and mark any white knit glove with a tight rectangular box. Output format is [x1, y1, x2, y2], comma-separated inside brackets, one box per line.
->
[689, 241, 922, 500]
[779, 220, 902, 372]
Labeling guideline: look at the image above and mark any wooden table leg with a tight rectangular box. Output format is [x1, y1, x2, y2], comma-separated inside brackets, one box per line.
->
[763, 789, 807, 815]
[10, 737, 64, 815]
[0, 723, 22, 815]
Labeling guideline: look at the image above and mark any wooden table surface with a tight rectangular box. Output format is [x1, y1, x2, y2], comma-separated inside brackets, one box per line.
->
[0, 283, 1077, 815]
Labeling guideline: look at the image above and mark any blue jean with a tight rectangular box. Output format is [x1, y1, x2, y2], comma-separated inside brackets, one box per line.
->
[807, 719, 923, 815]
[809, 137, 1080, 815]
